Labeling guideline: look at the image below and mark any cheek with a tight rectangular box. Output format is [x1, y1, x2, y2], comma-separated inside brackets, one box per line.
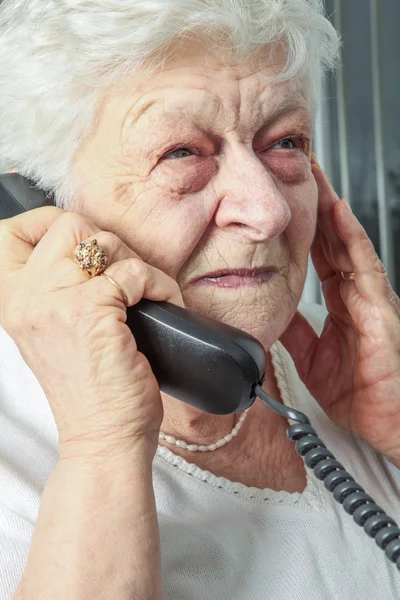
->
[118, 186, 216, 278]
[154, 157, 217, 195]
[263, 152, 311, 185]
[284, 175, 318, 255]
[127, 160, 219, 276]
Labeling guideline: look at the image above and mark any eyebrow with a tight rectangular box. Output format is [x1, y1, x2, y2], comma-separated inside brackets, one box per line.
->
[263, 93, 310, 120]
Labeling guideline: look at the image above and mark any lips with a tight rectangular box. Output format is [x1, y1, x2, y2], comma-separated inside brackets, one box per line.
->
[193, 267, 278, 288]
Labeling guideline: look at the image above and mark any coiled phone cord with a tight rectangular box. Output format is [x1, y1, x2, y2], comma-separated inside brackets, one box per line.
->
[254, 384, 400, 572]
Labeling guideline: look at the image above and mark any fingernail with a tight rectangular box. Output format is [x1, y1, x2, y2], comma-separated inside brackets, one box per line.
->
[311, 152, 318, 165]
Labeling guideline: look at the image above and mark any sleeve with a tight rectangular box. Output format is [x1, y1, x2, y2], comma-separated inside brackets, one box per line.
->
[0, 502, 33, 599]
[0, 326, 58, 599]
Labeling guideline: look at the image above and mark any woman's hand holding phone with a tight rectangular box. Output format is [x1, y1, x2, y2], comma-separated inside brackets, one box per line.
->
[0, 206, 184, 457]
[0, 206, 184, 600]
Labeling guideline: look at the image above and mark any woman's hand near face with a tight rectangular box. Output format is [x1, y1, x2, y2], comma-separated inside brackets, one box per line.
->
[280, 157, 400, 469]
[0, 207, 186, 599]
[0, 207, 184, 459]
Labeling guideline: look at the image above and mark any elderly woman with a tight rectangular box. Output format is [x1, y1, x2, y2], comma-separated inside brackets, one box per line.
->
[0, 0, 399, 598]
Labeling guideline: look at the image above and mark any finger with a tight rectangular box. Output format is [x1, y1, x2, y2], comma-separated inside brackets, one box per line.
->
[0, 206, 64, 278]
[312, 161, 353, 273]
[310, 228, 353, 320]
[312, 226, 354, 281]
[334, 199, 390, 302]
[279, 311, 319, 383]
[38, 229, 145, 291]
[85, 258, 184, 308]
[29, 218, 142, 279]
[28, 211, 103, 272]
[311, 227, 335, 282]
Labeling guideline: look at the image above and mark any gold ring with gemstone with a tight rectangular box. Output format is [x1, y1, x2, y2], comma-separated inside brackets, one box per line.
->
[73, 238, 108, 278]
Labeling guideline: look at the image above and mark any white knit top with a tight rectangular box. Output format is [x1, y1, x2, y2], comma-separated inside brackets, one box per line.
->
[1, 303, 400, 600]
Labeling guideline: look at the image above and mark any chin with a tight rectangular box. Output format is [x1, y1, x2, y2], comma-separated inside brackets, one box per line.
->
[182, 279, 299, 349]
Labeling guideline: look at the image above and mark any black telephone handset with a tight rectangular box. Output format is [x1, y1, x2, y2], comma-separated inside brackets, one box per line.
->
[2, 173, 400, 572]
[0, 173, 266, 415]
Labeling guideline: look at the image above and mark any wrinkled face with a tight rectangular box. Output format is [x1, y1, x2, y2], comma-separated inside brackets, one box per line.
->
[72, 41, 318, 347]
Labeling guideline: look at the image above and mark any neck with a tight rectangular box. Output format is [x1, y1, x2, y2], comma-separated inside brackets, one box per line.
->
[159, 352, 283, 450]
[159, 351, 308, 493]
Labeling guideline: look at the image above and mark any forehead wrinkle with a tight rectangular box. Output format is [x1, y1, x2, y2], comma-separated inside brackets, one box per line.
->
[121, 79, 311, 144]
[258, 82, 310, 118]
[124, 87, 223, 133]
[121, 97, 157, 136]
[221, 85, 311, 138]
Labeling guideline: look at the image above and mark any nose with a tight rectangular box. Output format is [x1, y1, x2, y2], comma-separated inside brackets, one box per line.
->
[213, 145, 291, 241]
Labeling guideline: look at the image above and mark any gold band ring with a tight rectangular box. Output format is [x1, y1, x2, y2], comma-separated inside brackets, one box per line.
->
[341, 271, 355, 281]
[101, 274, 129, 306]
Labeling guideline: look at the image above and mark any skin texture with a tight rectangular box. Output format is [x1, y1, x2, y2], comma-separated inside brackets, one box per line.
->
[69, 42, 316, 490]
[6, 41, 399, 494]
[70, 39, 400, 483]
[3, 39, 400, 600]
[282, 161, 400, 469]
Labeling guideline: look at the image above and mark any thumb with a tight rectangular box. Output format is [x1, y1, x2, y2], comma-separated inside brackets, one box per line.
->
[0, 206, 64, 277]
[279, 310, 319, 384]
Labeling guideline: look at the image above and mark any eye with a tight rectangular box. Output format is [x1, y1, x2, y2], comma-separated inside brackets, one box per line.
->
[272, 138, 297, 150]
[163, 147, 195, 160]
[264, 135, 310, 156]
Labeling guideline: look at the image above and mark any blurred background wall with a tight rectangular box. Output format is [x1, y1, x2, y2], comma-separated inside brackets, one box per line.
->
[303, 0, 400, 304]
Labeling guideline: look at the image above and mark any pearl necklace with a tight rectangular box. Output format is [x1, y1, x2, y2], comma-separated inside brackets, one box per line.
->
[158, 408, 250, 452]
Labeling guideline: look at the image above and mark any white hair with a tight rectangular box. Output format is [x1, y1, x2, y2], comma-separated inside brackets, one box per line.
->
[0, 0, 339, 207]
